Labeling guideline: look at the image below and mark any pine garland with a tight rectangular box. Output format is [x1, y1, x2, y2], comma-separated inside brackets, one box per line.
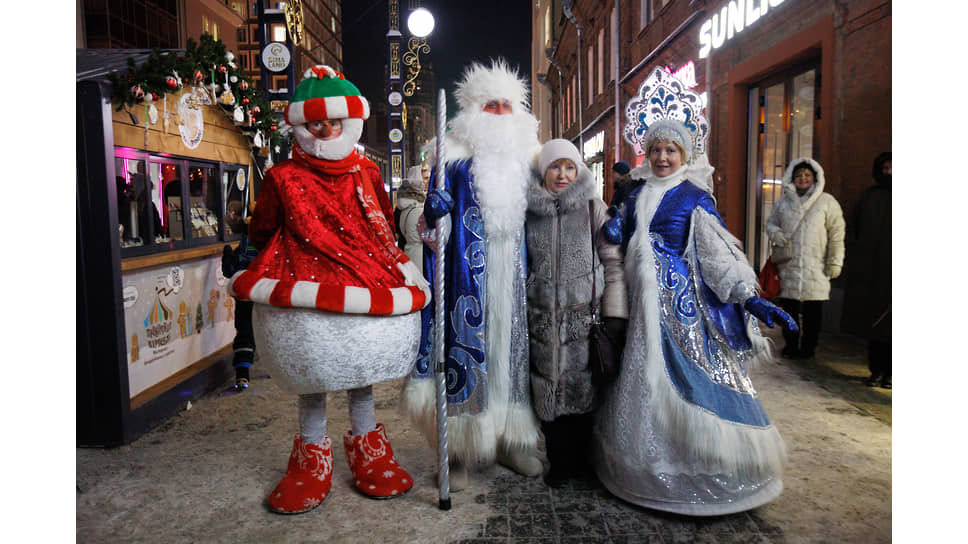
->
[107, 33, 285, 151]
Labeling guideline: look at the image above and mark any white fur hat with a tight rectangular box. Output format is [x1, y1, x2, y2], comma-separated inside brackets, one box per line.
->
[538, 138, 584, 175]
[454, 59, 530, 113]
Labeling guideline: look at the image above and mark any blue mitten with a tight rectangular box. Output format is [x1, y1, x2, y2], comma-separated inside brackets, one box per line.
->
[423, 189, 454, 227]
[744, 296, 798, 331]
[602, 208, 623, 245]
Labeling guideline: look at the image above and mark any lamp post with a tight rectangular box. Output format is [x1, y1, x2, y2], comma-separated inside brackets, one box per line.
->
[387, 0, 434, 205]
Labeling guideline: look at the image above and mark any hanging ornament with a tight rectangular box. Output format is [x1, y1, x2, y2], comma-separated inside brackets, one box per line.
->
[230, 75, 238, 83]
[151, 92, 160, 102]
[178, 92, 204, 149]
[233, 106, 245, 123]
[218, 65, 228, 74]
[193, 70, 204, 82]
[165, 76, 179, 90]
[241, 97, 250, 105]
[239, 80, 249, 91]
[163, 95, 170, 131]
[250, 105, 260, 115]
[148, 103, 159, 124]
[131, 85, 145, 100]
[144, 92, 153, 103]
[253, 131, 264, 148]
[219, 89, 237, 106]
[270, 124, 277, 131]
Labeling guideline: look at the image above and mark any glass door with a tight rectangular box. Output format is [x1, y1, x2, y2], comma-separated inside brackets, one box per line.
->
[746, 63, 819, 268]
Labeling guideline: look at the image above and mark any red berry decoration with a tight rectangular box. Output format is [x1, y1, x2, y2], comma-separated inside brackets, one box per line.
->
[193, 70, 204, 81]
[165, 76, 178, 90]
[241, 97, 249, 105]
[151, 92, 161, 101]
[131, 85, 145, 100]
[239, 80, 249, 91]
[218, 65, 227, 74]
[251, 106, 261, 115]
[270, 125, 277, 131]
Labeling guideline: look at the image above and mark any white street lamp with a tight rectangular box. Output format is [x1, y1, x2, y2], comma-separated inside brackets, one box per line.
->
[407, 7, 435, 38]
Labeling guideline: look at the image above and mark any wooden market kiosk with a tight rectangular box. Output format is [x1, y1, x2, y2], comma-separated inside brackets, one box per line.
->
[78, 49, 266, 447]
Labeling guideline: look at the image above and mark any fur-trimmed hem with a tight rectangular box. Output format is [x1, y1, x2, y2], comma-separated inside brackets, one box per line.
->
[629, 198, 786, 479]
[399, 378, 540, 467]
[399, 377, 500, 466]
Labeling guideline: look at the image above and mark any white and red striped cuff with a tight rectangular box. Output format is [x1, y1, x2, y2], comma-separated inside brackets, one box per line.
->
[228, 270, 429, 315]
[285, 95, 370, 124]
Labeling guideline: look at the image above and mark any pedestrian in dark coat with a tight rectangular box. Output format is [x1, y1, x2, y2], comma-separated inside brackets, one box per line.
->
[525, 139, 628, 487]
[841, 152, 892, 388]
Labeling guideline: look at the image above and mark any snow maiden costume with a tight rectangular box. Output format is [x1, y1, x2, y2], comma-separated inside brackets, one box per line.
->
[229, 66, 430, 514]
[400, 60, 543, 485]
[594, 67, 798, 516]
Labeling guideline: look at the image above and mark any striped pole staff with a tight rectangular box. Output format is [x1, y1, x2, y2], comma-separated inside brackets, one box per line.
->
[433, 88, 451, 511]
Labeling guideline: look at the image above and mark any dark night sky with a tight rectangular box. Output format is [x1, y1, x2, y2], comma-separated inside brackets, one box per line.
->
[341, 0, 532, 115]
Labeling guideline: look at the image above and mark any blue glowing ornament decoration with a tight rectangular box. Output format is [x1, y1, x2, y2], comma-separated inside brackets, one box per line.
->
[623, 67, 709, 162]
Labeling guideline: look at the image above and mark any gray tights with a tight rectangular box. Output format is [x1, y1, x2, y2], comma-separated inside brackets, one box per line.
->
[298, 386, 376, 445]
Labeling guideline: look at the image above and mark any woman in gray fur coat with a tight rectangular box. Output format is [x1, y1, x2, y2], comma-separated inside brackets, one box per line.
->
[525, 139, 628, 487]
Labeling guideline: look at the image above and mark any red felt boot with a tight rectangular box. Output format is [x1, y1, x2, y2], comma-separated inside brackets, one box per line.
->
[267, 434, 333, 514]
[343, 423, 413, 499]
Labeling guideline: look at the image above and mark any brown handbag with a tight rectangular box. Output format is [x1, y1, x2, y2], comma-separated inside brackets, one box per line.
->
[587, 201, 621, 386]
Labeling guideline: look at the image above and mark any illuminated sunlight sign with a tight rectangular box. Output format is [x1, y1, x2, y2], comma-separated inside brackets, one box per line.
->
[699, 0, 786, 58]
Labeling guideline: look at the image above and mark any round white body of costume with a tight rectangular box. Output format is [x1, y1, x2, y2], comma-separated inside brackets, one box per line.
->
[252, 305, 421, 394]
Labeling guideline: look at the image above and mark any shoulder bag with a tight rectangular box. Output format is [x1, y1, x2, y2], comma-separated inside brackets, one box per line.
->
[587, 200, 621, 386]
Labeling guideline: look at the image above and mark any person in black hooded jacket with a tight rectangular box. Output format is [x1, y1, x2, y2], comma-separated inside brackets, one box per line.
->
[841, 152, 892, 388]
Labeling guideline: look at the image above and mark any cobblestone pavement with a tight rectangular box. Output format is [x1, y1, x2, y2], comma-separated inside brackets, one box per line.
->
[447, 471, 787, 544]
[77, 328, 891, 543]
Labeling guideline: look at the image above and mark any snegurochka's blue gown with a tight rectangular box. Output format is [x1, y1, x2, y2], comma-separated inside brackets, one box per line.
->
[593, 166, 786, 516]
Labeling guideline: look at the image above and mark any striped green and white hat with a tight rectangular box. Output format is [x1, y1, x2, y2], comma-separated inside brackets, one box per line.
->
[284, 65, 370, 125]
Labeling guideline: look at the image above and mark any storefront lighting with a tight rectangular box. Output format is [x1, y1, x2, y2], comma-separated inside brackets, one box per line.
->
[699, 0, 786, 59]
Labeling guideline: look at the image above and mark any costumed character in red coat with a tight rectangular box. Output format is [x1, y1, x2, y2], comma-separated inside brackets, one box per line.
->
[229, 66, 431, 514]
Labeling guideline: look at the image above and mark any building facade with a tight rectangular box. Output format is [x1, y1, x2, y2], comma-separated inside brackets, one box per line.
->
[535, 0, 891, 276]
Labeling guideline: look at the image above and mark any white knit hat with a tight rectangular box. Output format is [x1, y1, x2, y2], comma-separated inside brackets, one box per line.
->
[538, 138, 584, 175]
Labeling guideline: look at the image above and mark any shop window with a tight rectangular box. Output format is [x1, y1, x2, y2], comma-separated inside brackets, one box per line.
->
[188, 163, 221, 243]
[222, 166, 250, 236]
[583, 130, 605, 199]
[151, 158, 184, 242]
[746, 63, 819, 268]
[115, 155, 158, 248]
[114, 148, 246, 255]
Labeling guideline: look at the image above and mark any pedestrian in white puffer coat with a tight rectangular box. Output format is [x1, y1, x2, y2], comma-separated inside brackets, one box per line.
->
[766, 157, 845, 359]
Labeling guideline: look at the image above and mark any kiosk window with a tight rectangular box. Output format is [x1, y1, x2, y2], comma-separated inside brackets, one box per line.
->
[115, 147, 247, 254]
[223, 167, 249, 236]
[188, 165, 221, 240]
[151, 160, 183, 242]
[115, 156, 159, 248]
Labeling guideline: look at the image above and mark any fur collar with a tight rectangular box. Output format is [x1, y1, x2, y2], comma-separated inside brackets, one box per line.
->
[395, 183, 425, 203]
[526, 164, 596, 216]
[780, 157, 826, 210]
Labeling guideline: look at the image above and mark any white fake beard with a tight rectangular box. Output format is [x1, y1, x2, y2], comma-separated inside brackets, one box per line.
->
[293, 118, 364, 160]
[450, 109, 539, 238]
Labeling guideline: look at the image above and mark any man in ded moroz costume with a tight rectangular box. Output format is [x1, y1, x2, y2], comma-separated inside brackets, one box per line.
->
[595, 67, 798, 515]
[229, 66, 430, 514]
[401, 59, 543, 488]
